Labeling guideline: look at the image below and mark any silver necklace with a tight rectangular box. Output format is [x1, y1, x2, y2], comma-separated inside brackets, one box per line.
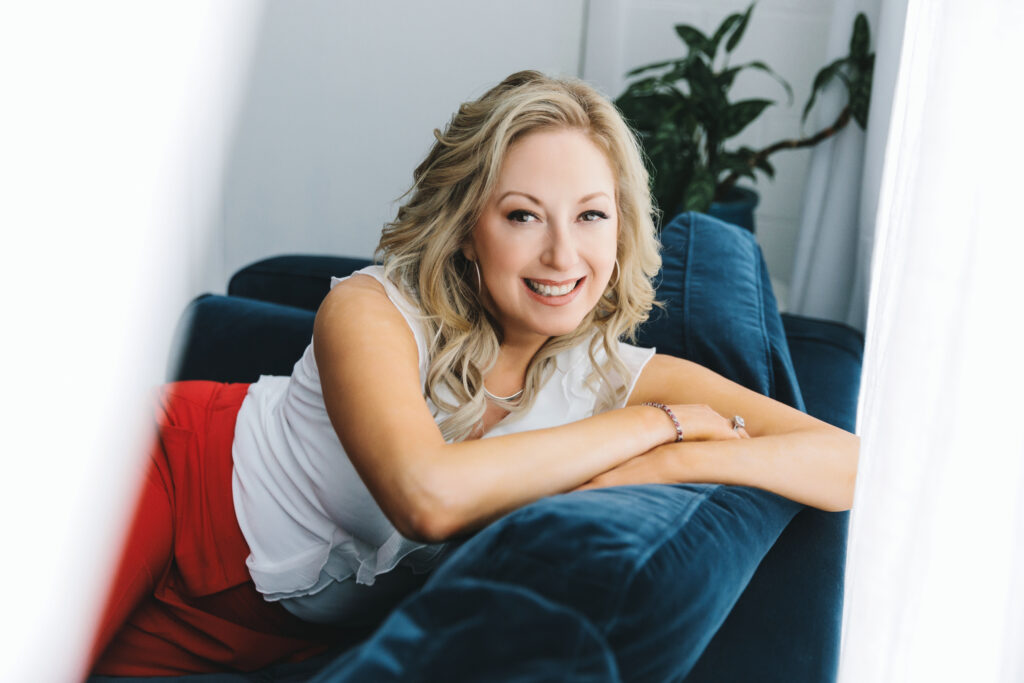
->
[483, 386, 524, 402]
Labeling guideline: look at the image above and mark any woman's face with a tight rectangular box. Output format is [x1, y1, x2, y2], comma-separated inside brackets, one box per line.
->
[465, 128, 619, 347]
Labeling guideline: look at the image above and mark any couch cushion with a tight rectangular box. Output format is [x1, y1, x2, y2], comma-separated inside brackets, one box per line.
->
[228, 255, 373, 312]
[168, 295, 315, 383]
[637, 212, 804, 411]
[634, 212, 847, 683]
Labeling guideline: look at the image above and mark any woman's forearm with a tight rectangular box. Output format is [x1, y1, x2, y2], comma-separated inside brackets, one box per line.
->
[578, 428, 860, 512]
[403, 405, 676, 541]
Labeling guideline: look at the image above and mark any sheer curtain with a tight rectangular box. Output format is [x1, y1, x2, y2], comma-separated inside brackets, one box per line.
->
[839, 0, 1024, 681]
[0, 4, 258, 681]
[787, 0, 905, 331]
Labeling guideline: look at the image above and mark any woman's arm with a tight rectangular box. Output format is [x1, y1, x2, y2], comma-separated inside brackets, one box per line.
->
[315, 277, 702, 544]
[576, 354, 860, 511]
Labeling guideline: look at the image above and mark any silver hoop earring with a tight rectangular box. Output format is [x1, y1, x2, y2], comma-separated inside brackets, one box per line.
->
[474, 261, 482, 294]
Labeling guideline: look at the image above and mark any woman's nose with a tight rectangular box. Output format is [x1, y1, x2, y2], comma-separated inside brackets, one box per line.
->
[541, 223, 579, 272]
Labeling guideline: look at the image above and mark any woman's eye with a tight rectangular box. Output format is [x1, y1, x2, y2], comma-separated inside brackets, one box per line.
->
[507, 210, 537, 223]
[580, 210, 609, 222]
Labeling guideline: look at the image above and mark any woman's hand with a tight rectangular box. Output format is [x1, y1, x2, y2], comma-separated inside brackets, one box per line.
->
[575, 405, 749, 492]
[650, 403, 751, 442]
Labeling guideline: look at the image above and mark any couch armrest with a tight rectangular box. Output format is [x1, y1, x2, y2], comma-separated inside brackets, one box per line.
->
[781, 313, 864, 434]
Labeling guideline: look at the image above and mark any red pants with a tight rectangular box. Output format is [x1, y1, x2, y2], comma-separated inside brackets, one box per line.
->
[90, 381, 330, 676]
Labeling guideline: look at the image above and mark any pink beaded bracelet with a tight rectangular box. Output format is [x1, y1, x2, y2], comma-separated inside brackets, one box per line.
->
[642, 402, 684, 443]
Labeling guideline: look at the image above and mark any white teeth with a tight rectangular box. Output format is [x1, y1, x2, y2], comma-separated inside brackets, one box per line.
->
[527, 279, 578, 296]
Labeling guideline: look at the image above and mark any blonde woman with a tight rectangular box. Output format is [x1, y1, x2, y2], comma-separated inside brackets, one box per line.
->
[90, 71, 858, 680]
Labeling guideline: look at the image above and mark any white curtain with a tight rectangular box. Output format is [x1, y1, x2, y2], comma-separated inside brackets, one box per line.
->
[839, 0, 1024, 680]
[787, 0, 906, 331]
[0, 4, 258, 681]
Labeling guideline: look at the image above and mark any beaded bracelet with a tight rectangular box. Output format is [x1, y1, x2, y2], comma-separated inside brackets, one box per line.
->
[642, 402, 684, 443]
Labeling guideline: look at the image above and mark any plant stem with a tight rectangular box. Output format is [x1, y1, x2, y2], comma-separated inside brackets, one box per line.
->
[718, 105, 853, 198]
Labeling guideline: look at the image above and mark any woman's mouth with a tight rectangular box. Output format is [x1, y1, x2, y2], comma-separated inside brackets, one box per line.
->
[522, 277, 585, 305]
[524, 278, 581, 297]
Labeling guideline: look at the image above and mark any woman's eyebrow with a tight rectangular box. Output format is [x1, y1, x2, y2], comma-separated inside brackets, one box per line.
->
[497, 190, 612, 205]
[497, 190, 542, 205]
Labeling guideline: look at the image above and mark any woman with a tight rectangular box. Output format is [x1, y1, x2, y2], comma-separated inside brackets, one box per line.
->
[90, 71, 858, 679]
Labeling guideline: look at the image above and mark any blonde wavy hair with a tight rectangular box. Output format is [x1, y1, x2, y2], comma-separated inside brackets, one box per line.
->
[377, 70, 661, 441]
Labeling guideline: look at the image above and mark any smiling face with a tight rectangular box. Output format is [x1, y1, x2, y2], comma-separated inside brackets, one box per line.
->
[464, 128, 619, 347]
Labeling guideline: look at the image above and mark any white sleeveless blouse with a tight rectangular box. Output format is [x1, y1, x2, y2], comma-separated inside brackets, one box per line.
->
[231, 265, 655, 601]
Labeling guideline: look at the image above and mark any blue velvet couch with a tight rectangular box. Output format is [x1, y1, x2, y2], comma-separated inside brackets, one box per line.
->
[99, 213, 862, 682]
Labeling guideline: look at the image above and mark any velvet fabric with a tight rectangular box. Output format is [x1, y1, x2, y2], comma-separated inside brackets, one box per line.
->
[170, 295, 315, 384]
[227, 255, 373, 312]
[114, 212, 862, 681]
[637, 213, 804, 412]
[640, 214, 850, 683]
[780, 314, 863, 434]
[309, 485, 799, 682]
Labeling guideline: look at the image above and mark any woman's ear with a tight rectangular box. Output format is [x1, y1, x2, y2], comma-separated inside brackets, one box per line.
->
[461, 241, 476, 263]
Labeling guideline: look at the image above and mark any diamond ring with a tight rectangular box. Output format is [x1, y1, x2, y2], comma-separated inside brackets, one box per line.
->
[732, 415, 745, 432]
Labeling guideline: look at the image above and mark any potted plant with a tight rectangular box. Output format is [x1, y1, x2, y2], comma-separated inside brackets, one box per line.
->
[615, 3, 875, 231]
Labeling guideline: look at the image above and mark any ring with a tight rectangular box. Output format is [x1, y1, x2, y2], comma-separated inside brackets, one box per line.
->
[732, 415, 745, 431]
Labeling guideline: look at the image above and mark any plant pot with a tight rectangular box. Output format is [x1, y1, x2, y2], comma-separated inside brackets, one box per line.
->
[708, 186, 759, 233]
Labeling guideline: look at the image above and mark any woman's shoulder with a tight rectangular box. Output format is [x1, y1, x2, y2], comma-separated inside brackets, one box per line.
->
[328, 266, 420, 313]
[317, 265, 429, 367]
[320, 272, 392, 320]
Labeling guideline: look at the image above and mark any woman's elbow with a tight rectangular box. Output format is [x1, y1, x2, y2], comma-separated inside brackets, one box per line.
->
[822, 436, 859, 512]
[389, 468, 463, 544]
[399, 502, 458, 544]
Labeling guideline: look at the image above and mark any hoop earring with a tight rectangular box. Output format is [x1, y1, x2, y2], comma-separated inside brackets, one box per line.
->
[474, 260, 482, 294]
[609, 258, 620, 289]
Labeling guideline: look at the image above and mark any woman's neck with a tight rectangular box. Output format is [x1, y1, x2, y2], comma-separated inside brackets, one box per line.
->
[485, 334, 548, 397]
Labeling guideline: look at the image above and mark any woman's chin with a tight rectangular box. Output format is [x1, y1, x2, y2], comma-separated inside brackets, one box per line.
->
[529, 310, 597, 340]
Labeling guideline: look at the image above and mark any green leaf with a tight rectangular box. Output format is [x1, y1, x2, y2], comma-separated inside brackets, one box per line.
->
[616, 90, 686, 132]
[710, 13, 743, 57]
[682, 168, 716, 213]
[721, 98, 774, 138]
[754, 155, 775, 179]
[730, 60, 793, 104]
[626, 57, 697, 78]
[626, 58, 677, 77]
[717, 151, 757, 181]
[802, 57, 847, 123]
[716, 65, 742, 90]
[647, 121, 698, 217]
[617, 76, 658, 99]
[675, 24, 711, 56]
[682, 57, 722, 108]
[850, 54, 874, 128]
[659, 54, 699, 84]
[725, 2, 756, 53]
[850, 13, 870, 59]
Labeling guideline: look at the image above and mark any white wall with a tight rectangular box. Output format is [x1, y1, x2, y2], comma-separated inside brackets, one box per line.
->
[214, 0, 586, 295]
[208, 0, 836, 309]
[584, 0, 836, 308]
